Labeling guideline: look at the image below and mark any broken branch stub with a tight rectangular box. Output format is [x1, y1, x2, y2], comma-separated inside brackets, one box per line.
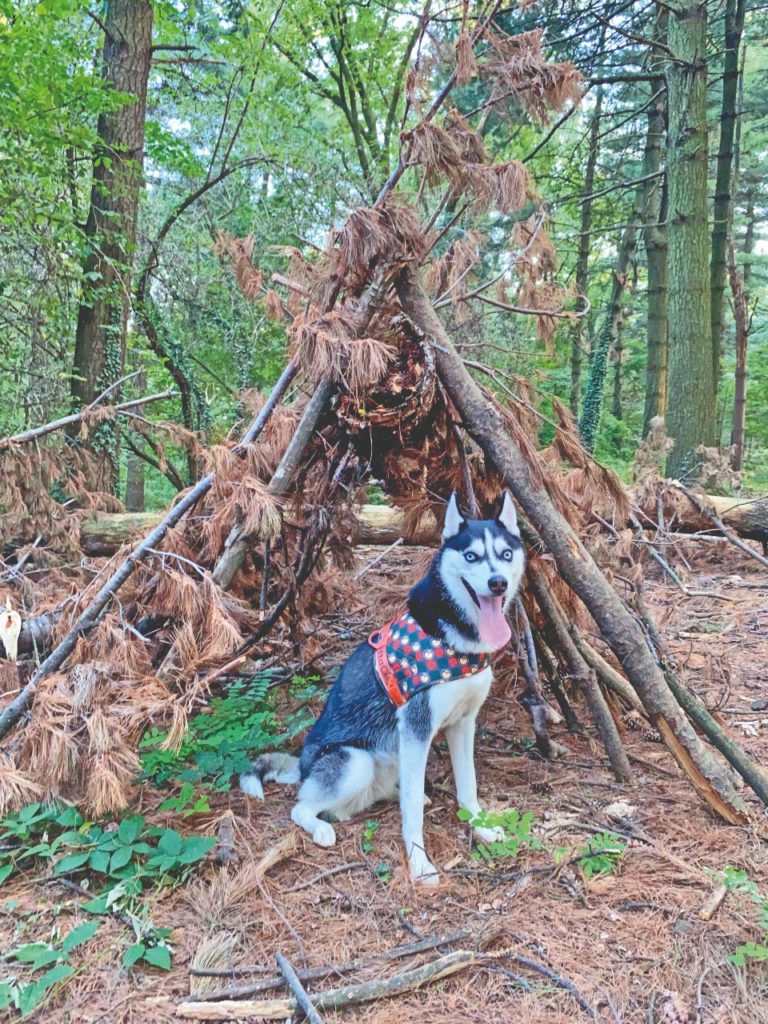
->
[395, 265, 750, 823]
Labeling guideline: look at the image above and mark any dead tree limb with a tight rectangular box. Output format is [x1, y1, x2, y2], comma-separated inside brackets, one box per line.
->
[275, 954, 324, 1024]
[671, 483, 768, 569]
[0, 477, 214, 740]
[513, 597, 561, 758]
[0, 391, 176, 451]
[575, 636, 646, 715]
[212, 269, 390, 590]
[177, 951, 477, 1020]
[395, 266, 749, 821]
[212, 378, 335, 589]
[0, 371, 292, 739]
[527, 563, 632, 782]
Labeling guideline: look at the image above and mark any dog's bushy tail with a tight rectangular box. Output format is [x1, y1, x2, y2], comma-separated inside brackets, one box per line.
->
[239, 752, 300, 800]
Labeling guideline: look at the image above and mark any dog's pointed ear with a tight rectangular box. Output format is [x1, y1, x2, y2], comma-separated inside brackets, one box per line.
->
[497, 490, 519, 536]
[442, 492, 466, 540]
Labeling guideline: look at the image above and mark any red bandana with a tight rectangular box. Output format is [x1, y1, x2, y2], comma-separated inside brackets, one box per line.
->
[368, 611, 491, 708]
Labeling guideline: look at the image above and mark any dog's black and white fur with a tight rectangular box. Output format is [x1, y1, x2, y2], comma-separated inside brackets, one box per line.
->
[240, 491, 525, 884]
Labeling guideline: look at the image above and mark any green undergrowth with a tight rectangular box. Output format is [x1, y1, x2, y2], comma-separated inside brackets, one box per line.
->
[720, 867, 768, 966]
[0, 803, 216, 1016]
[139, 672, 318, 809]
[458, 808, 628, 877]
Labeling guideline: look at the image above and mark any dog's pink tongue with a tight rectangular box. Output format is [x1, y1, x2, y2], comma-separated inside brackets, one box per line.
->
[477, 595, 511, 649]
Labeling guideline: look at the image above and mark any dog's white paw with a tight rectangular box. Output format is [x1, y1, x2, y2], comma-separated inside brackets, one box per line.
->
[409, 854, 440, 886]
[312, 821, 337, 847]
[474, 824, 505, 844]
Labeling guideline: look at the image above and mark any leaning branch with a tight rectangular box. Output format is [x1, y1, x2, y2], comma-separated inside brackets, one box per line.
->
[0, 391, 176, 452]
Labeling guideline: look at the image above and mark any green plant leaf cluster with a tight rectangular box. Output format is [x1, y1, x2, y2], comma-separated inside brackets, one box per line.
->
[139, 673, 313, 792]
[458, 807, 542, 862]
[721, 866, 768, 966]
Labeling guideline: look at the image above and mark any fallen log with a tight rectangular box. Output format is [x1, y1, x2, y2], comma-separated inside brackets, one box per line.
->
[76, 491, 767, 558]
[78, 504, 439, 556]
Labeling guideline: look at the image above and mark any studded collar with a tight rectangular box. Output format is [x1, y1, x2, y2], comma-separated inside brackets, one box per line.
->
[368, 611, 491, 708]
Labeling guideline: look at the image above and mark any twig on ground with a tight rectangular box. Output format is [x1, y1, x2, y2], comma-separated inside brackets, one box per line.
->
[187, 928, 475, 996]
[276, 953, 324, 1024]
[353, 538, 404, 580]
[501, 952, 598, 1017]
[291, 862, 369, 890]
[177, 950, 477, 1019]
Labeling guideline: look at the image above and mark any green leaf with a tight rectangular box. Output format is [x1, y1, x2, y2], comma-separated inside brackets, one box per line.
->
[62, 920, 100, 951]
[17, 803, 43, 823]
[89, 850, 110, 873]
[117, 816, 144, 845]
[457, 808, 475, 822]
[122, 943, 146, 968]
[0, 862, 13, 885]
[81, 893, 110, 914]
[53, 851, 91, 875]
[29, 947, 64, 970]
[156, 829, 183, 857]
[18, 963, 74, 1017]
[177, 836, 216, 864]
[0, 981, 15, 1010]
[9, 943, 51, 963]
[110, 846, 134, 872]
[143, 945, 172, 970]
[55, 806, 83, 828]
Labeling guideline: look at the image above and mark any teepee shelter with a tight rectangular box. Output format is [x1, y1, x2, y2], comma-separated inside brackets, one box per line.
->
[0, 10, 766, 829]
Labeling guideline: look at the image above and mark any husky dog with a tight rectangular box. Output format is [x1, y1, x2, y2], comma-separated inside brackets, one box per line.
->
[240, 491, 524, 884]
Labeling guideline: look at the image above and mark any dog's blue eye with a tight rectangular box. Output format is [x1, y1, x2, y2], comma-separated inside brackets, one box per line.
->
[464, 552, 478, 563]
[501, 550, 513, 561]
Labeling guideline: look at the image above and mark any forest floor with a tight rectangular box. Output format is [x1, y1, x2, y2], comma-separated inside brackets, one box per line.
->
[1, 543, 767, 1023]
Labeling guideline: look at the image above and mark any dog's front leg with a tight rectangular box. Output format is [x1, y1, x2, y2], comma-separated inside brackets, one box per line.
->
[446, 714, 504, 845]
[398, 729, 438, 885]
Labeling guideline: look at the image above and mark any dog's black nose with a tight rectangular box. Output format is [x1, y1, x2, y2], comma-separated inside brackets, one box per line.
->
[488, 575, 508, 595]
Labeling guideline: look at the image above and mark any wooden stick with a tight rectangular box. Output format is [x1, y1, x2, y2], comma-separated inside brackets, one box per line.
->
[177, 951, 476, 1019]
[527, 563, 632, 783]
[698, 884, 728, 921]
[275, 953, 324, 1024]
[0, 390, 176, 451]
[575, 637, 646, 715]
[187, 929, 474, 996]
[503, 953, 597, 1017]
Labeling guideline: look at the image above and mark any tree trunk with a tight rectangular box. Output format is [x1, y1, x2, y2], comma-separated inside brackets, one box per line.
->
[578, 208, 641, 450]
[570, 87, 603, 414]
[396, 266, 748, 824]
[710, 0, 746, 388]
[125, 369, 146, 510]
[70, 0, 153, 489]
[665, 0, 715, 476]
[611, 316, 624, 422]
[642, 11, 669, 435]
[729, 192, 755, 471]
